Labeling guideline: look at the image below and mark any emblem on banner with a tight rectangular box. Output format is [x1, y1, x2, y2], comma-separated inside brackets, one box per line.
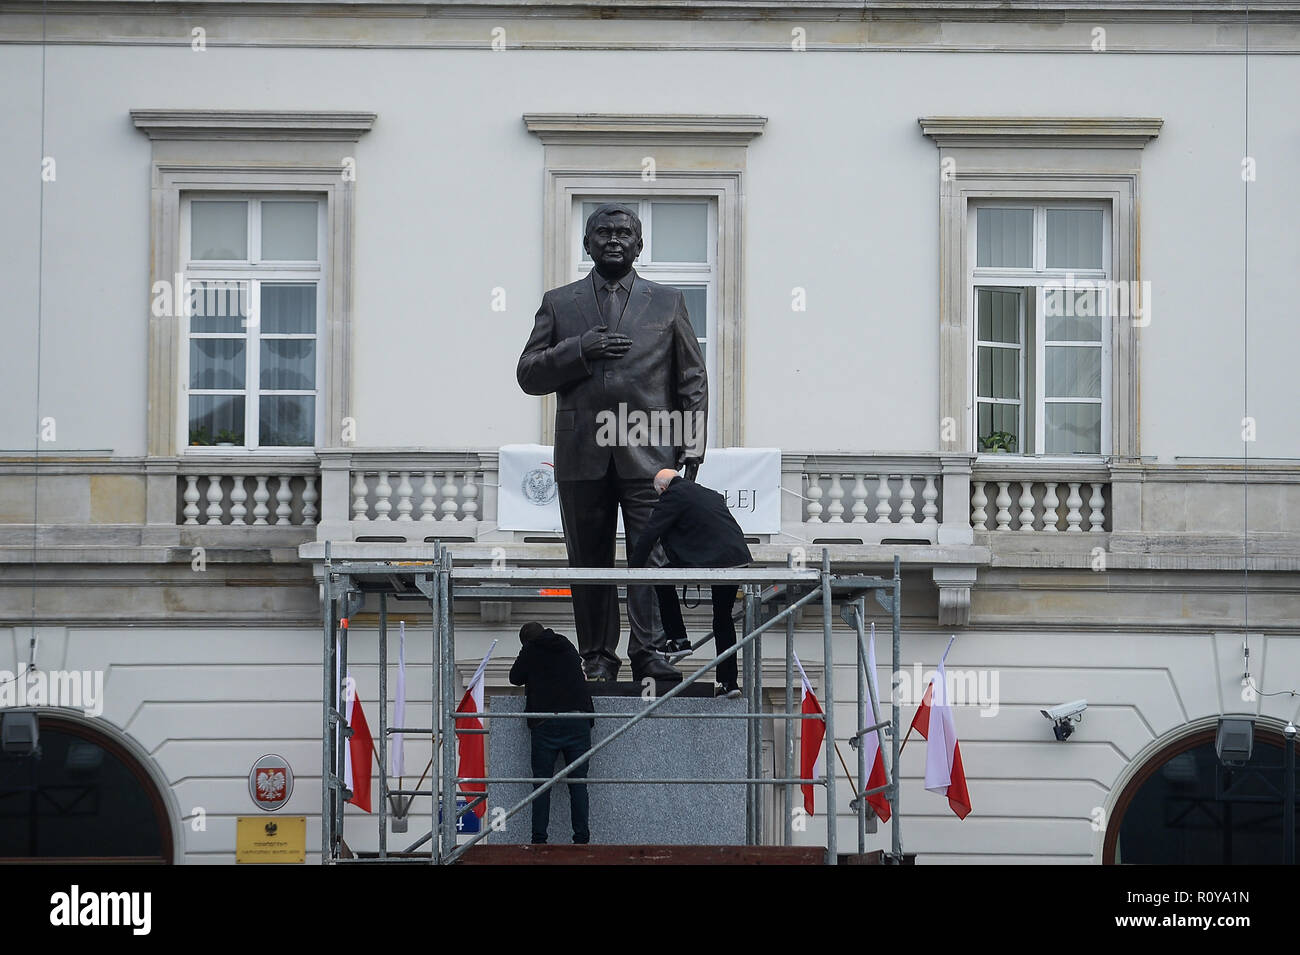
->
[521, 463, 558, 506]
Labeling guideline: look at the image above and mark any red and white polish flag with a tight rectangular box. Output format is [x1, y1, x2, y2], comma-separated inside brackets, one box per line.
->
[910, 638, 972, 820]
[863, 623, 892, 822]
[342, 668, 375, 813]
[793, 652, 826, 815]
[456, 640, 498, 819]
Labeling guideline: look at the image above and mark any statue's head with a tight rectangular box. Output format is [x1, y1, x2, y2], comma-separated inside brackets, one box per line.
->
[583, 202, 643, 276]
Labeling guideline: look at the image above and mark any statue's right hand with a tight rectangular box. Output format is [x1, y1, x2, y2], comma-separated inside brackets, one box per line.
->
[580, 324, 632, 360]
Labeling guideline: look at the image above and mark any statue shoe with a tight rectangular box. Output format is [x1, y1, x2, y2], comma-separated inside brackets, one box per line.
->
[631, 655, 682, 684]
[584, 662, 617, 683]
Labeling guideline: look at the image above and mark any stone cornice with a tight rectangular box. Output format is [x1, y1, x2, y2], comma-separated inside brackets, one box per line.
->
[919, 116, 1163, 149]
[13, 2, 1300, 18]
[130, 109, 377, 141]
[524, 113, 766, 146]
[7, 7, 1300, 51]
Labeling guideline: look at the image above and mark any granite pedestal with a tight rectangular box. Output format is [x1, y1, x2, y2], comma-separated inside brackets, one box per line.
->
[486, 693, 747, 845]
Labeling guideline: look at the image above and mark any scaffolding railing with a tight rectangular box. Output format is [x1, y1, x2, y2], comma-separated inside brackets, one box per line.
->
[320, 544, 905, 864]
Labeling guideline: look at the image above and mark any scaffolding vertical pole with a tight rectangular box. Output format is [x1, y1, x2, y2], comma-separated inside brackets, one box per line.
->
[320, 545, 334, 863]
[783, 556, 795, 846]
[434, 545, 444, 867]
[754, 584, 763, 843]
[435, 553, 446, 861]
[378, 592, 388, 860]
[742, 585, 755, 844]
[855, 597, 867, 856]
[437, 549, 449, 861]
[334, 593, 346, 862]
[821, 548, 837, 865]
[339, 587, 353, 862]
[440, 549, 458, 861]
[891, 554, 903, 860]
[745, 585, 761, 844]
[446, 550, 463, 846]
[852, 597, 892, 858]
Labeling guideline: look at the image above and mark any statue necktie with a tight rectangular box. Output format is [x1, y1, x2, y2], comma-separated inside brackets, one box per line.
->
[601, 281, 622, 327]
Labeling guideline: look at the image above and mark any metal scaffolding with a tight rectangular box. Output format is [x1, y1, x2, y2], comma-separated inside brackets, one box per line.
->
[320, 544, 905, 864]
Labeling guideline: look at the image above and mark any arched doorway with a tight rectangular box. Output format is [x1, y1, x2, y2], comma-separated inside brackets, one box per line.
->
[1104, 724, 1299, 864]
[0, 711, 174, 863]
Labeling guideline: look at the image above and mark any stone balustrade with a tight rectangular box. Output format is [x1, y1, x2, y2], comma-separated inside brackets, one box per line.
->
[178, 471, 319, 526]
[350, 469, 481, 526]
[970, 476, 1110, 533]
[806, 472, 939, 524]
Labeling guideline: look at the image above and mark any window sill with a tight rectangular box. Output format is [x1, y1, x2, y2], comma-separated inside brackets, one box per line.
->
[177, 449, 321, 470]
[971, 454, 1112, 479]
[974, 453, 1108, 464]
[183, 447, 317, 456]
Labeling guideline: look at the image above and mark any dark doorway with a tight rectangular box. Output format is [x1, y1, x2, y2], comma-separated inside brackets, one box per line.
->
[1105, 726, 1299, 864]
[0, 713, 173, 863]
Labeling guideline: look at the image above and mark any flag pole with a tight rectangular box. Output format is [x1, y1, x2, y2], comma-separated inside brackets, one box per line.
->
[834, 743, 858, 798]
[401, 754, 437, 817]
[898, 722, 918, 756]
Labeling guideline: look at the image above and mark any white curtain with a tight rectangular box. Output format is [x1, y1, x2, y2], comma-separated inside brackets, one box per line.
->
[976, 208, 1033, 268]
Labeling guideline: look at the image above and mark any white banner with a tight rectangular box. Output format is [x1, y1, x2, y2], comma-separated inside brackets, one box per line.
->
[694, 447, 781, 534]
[496, 445, 781, 535]
[497, 444, 563, 532]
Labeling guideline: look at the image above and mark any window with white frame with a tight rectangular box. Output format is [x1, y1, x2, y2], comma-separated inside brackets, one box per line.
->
[573, 196, 718, 443]
[970, 201, 1110, 456]
[180, 195, 325, 451]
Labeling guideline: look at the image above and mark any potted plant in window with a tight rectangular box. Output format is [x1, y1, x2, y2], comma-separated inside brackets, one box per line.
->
[979, 431, 1017, 454]
[215, 429, 242, 448]
[189, 425, 213, 447]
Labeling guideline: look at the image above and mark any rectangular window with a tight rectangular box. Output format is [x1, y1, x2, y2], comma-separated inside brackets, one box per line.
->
[180, 196, 325, 451]
[971, 201, 1110, 456]
[574, 197, 718, 443]
[975, 287, 1024, 452]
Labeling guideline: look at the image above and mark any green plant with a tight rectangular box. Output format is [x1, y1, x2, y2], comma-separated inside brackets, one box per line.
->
[189, 425, 213, 446]
[215, 429, 243, 445]
[979, 431, 1017, 453]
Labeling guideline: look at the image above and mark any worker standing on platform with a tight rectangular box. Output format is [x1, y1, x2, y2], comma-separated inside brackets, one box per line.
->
[627, 470, 753, 699]
[509, 621, 596, 844]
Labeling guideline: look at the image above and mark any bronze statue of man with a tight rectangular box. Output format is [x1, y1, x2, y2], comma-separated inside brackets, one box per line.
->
[517, 203, 708, 683]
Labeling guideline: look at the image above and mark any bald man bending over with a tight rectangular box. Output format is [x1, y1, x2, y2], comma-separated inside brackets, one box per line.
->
[627, 469, 753, 698]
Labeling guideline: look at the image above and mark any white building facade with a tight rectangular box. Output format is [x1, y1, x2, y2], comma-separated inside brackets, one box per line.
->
[1, 0, 1298, 863]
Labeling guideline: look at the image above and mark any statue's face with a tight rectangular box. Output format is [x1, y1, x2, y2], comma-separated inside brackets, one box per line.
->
[584, 212, 643, 274]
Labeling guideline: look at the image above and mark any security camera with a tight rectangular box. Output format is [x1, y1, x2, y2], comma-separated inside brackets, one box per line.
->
[1041, 700, 1087, 722]
[1041, 700, 1087, 741]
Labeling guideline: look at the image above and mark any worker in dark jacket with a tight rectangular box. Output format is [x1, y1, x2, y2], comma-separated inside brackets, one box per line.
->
[627, 470, 753, 698]
[508, 621, 596, 844]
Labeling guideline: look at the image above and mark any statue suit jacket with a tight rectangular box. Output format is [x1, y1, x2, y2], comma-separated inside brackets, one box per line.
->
[517, 268, 708, 482]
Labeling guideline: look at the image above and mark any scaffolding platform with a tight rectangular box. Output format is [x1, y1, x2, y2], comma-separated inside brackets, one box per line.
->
[318, 544, 906, 865]
[454, 844, 829, 865]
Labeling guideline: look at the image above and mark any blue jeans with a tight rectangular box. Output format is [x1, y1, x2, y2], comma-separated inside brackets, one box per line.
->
[529, 719, 592, 843]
